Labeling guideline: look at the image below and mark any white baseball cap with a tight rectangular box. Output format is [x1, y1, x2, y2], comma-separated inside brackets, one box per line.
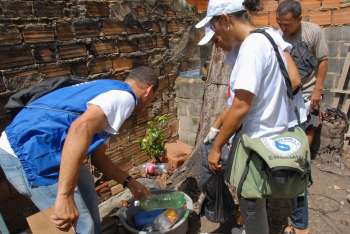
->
[196, 0, 246, 45]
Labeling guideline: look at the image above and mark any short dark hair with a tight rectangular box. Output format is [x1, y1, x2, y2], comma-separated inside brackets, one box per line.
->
[127, 66, 159, 91]
[277, 0, 302, 18]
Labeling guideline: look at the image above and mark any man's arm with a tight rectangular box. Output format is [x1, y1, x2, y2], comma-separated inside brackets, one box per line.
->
[312, 59, 328, 107]
[284, 51, 301, 91]
[91, 145, 150, 199]
[51, 104, 108, 231]
[208, 90, 254, 171]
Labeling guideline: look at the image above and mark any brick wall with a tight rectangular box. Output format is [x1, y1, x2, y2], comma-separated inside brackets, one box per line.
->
[0, 0, 196, 166]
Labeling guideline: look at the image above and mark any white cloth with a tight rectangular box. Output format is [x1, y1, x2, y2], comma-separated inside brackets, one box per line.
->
[87, 90, 136, 135]
[229, 28, 294, 138]
[0, 90, 136, 157]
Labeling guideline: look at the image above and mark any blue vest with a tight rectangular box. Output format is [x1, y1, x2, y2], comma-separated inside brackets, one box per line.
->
[5, 79, 137, 187]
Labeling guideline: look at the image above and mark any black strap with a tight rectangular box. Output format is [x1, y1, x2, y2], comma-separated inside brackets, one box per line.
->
[252, 29, 301, 126]
[237, 153, 252, 199]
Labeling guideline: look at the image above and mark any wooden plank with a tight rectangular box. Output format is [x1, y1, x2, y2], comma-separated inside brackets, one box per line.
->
[332, 50, 350, 108]
[329, 88, 350, 94]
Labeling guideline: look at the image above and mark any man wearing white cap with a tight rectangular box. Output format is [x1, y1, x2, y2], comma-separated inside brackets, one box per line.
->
[196, 1, 307, 234]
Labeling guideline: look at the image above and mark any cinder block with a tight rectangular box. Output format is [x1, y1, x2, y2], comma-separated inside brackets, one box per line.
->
[324, 27, 342, 41]
[327, 41, 340, 58]
[175, 97, 202, 117]
[341, 26, 350, 41]
[328, 58, 344, 73]
[178, 116, 200, 133]
[340, 43, 350, 57]
[178, 129, 197, 146]
[324, 72, 337, 89]
[175, 77, 204, 99]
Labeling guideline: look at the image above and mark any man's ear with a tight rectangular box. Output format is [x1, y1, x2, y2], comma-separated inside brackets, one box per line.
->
[145, 85, 153, 97]
[297, 15, 302, 22]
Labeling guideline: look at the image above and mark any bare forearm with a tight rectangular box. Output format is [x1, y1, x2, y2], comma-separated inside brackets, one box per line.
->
[315, 59, 328, 91]
[212, 108, 229, 129]
[58, 122, 93, 197]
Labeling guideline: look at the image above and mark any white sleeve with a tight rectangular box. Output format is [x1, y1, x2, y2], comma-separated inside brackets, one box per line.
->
[230, 35, 267, 96]
[87, 90, 136, 135]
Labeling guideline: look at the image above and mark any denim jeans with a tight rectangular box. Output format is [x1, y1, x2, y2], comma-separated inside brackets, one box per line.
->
[291, 193, 309, 229]
[0, 148, 101, 234]
[239, 198, 269, 234]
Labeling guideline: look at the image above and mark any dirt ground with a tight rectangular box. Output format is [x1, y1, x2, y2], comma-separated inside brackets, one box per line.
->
[195, 162, 350, 234]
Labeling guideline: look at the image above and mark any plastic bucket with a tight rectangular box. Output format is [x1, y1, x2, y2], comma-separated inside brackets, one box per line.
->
[117, 191, 193, 234]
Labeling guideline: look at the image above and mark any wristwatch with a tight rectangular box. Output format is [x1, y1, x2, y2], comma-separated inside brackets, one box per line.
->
[123, 175, 133, 188]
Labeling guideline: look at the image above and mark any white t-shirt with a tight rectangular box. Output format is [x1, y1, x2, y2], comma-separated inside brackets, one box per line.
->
[0, 90, 136, 156]
[229, 28, 294, 138]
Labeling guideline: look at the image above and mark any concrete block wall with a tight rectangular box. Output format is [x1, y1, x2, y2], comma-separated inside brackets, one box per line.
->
[175, 77, 204, 146]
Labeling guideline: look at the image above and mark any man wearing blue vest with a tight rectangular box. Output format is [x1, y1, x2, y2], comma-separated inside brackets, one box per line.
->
[0, 66, 158, 233]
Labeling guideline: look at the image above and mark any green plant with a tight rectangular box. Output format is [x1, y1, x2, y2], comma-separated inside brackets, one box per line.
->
[139, 115, 169, 161]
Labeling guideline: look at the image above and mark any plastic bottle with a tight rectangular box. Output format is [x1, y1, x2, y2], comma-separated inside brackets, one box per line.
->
[140, 163, 167, 176]
[152, 208, 183, 231]
[140, 191, 186, 211]
[133, 209, 165, 230]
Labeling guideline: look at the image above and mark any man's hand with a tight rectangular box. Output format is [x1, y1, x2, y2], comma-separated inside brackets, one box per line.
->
[208, 147, 222, 172]
[204, 127, 220, 144]
[51, 194, 79, 232]
[128, 179, 151, 199]
[310, 88, 322, 108]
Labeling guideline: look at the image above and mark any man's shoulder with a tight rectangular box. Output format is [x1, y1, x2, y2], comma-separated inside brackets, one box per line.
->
[301, 21, 322, 33]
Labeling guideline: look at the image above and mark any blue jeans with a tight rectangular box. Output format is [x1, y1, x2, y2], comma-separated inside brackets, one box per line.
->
[0, 149, 101, 234]
[291, 193, 309, 229]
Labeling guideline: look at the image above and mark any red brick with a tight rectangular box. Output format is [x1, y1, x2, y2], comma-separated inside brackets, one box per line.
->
[310, 10, 332, 25]
[3, 69, 40, 90]
[0, 28, 22, 45]
[0, 74, 6, 93]
[263, 0, 278, 12]
[89, 59, 112, 74]
[2, 1, 33, 18]
[156, 36, 167, 48]
[0, 46, 34, 70]
[321, 0, 340, 9]
[39, 64, 71, 78]
[138, 37, 155, 51]
[251, 13, 269, 26]
[152, 22, 161, 33]
[332, 6, 350, 25]
[74, 20, 100, 39]
[126, 25, 143, 34]
[56, 22, 74, 41]
[167, 20, 179, 33]
[112, 57, 133, 72]
[135, 5, 146, 17]
[85, 1, 109, 17]
[59, 44, 87, 60]
[165, 140, 192, 170]
[118, 41, 138, 53]
[33, 45, 56, 63]
[71, 62, 89, 77]
[300, 0, 322, 10]
[92, 41, 118, 55]
[33, 1, 64, 18]
[22, 25, 55, 44]
[102, 19, 125, 36]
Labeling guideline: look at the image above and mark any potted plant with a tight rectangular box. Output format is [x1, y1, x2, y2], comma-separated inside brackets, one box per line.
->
[139, 115, 169, 162]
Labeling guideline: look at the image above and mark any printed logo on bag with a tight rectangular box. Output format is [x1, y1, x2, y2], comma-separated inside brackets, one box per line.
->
[262, 136, 301, 157]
